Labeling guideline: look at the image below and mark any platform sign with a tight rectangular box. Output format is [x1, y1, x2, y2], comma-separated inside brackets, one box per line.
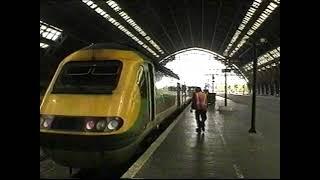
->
[222, 69, 231, 73]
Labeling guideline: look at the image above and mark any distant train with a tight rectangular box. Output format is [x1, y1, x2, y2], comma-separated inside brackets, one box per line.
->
[40, 43, 190, 168]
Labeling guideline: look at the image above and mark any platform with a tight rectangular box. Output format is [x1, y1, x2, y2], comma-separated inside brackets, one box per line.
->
[122, 96, 280, 179]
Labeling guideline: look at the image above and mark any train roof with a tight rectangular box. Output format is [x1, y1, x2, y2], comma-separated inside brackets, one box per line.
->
[81, 43, 180, 80]
[81, 43, 138, 51]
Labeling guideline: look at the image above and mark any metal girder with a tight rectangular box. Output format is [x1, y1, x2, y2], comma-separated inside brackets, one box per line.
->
[40, 37, 57, 47]
[43, 33, 68, 57]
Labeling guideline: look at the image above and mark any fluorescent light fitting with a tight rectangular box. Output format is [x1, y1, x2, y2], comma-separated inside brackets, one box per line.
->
[261, 13, 268, 19]
[273, 0, 280, 4]
[52, 34, 59, 41]
[86, 1, 93, 6]
[239, 24, 245, 30]
[252, 2, 260, 8]
[104, 1, 164, 54]
[90, 4, 97, 9]
[244, 16, 251, 21]
[40, 43, 49, 48]
[270, 2, 278, 9]
[265, 8, 273, 14]
[113, 21, 120, 27]
[256, 18, 263, 24]
[95, 7, 102, 13]
[82, 1, 160, 57]
[100, 11, 106, 16]
[248, 7, 256, 13]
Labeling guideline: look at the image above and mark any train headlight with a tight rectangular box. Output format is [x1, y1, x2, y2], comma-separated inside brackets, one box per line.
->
[107, 120, 119, 130]
[40, 115, 54, 129]
[104, 117, 123, 132]
[96, 120, 107, 131]
[85, 120, 95, 130]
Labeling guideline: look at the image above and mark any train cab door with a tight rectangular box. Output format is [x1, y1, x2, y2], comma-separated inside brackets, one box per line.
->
[138, 65, 151, 124]
[145, 63, 155, 121]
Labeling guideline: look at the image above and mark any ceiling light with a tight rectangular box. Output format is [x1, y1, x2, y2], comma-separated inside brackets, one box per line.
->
[40, 43, 49, 48]
[82, 1, 160, 57]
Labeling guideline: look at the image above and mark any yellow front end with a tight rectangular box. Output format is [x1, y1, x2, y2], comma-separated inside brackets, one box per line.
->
[40, 49, 143, 135]
[40, 49, 146, 168]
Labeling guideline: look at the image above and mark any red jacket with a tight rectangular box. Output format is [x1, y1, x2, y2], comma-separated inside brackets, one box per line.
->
[192, 92, 208, 111]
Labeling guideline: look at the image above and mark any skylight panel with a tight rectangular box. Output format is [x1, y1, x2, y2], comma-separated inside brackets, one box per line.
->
[227, 1, 280, 57]
[265, 8, 273, 14]
[223, 0, 263, 55]
[248, 7, 256, 13]
[52, 34, 59, 41]
[90, 4, 97, 9]
[95, 7, 103, 14]
[106, 0, 164, 54]
[40, 20, 63, 45]
[81, 1, 159, 57]
[46, 33, 54, 40]
[40, 43, 49, 48]
[268, 3, 277, 10]
[107, 0, 121, 12]
[242, 47, 280, 71]
[86, 1, 93, 6]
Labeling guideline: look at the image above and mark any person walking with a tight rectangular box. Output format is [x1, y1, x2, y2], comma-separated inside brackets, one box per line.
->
[191, 87, 208, 133]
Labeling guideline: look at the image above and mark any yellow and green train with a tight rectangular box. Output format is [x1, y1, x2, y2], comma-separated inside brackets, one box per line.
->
[40, 43, 190, 168]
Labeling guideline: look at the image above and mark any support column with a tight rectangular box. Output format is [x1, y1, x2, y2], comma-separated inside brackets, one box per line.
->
[268, 83, 272, 96]
[276, 81, 280, 96]
[249, 42, 257, 134]
[243, 85, 245, 95]
[224, 59, 227, 106]
[270, 82, 274, 96]
[273, 81, 278, 96]
[262, 83, 266, 95]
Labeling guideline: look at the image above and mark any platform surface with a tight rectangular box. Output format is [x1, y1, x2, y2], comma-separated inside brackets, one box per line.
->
[124, 95, 280, 179]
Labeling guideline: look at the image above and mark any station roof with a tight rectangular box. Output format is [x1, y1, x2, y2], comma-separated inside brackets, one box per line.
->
[40, 0, 280, 85]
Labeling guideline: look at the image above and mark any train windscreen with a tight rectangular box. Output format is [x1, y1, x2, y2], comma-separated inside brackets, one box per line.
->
[52, 60, 122, 94]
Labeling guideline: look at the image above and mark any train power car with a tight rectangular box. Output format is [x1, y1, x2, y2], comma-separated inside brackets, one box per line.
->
[40, 43, 190, 168]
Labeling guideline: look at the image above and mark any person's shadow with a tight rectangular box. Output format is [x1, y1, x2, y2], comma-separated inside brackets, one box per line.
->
[196, 132, 205, 148]
[192, 132, 206, 177]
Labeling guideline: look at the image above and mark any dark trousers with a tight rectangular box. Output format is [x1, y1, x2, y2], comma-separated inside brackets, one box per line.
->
[195, 110, 207, 128]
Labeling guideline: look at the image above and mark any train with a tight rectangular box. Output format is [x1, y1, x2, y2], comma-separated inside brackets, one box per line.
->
[40, 43, 191, 168]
